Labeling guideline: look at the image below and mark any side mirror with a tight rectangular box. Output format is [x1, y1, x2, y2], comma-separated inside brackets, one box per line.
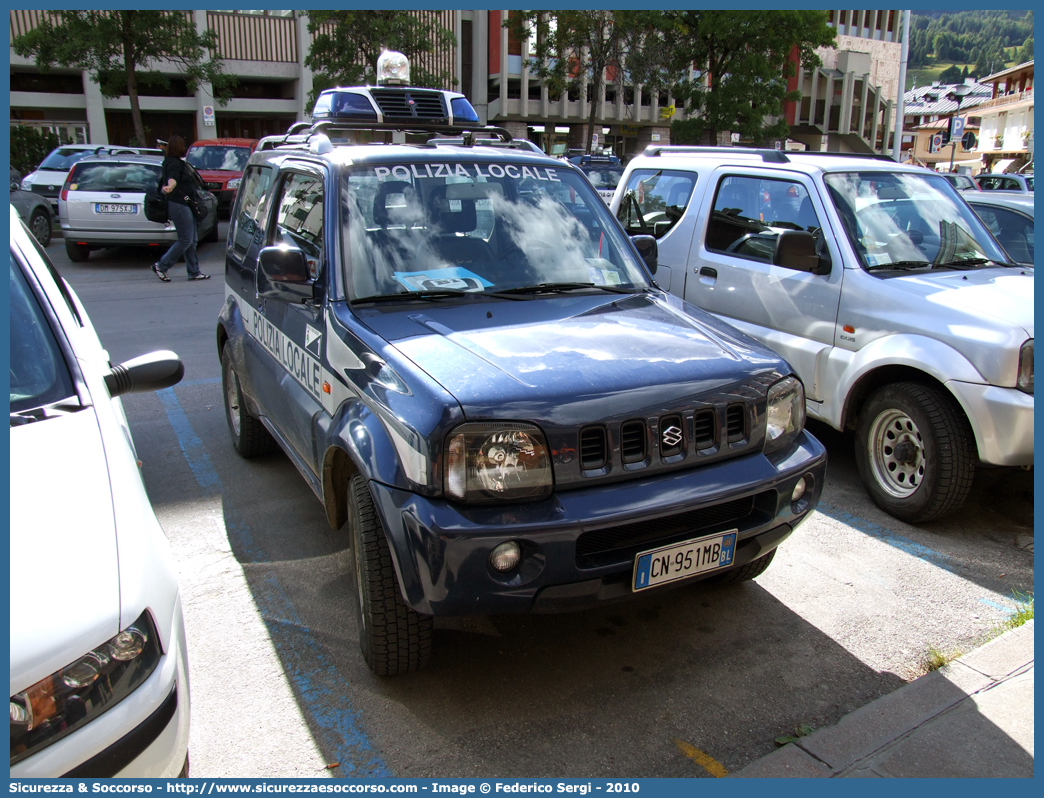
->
[104, 351, 184, 397]
[257, 244, 315, 302]
[631, 234, 658, 274]
[773, 230, 829, 275]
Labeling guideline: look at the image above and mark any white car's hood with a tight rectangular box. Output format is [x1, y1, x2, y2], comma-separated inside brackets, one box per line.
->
[9, 408, 121, 692]
[892, 269, 1034, 337]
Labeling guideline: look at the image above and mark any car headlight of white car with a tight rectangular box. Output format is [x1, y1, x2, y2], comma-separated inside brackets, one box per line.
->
[764, 376, 806, 454]
[10, 611, 161, 765]
[20, 178, 32, 191]
[445, 422, 553, 503]
[1017, 339, 1033, 394]
[226, 177, 241, 190]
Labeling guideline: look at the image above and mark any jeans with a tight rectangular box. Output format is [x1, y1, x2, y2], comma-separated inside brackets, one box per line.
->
[157, 201, 200, 276]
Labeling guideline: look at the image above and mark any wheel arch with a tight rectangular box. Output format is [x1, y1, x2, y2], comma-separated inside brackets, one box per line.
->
[321, 445, 360, 530]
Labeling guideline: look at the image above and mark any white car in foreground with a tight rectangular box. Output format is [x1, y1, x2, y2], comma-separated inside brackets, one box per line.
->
[9, 205, 190, 776]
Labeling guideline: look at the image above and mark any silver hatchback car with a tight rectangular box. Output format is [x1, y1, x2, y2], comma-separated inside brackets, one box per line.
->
[58, 153, 219, 263]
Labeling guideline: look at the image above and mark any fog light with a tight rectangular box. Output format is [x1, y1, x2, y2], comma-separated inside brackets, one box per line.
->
[791, 477, 808, 504]
[490, 541, 522, 573]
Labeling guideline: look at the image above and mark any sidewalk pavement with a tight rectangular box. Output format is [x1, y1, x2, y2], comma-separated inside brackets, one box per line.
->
[731, 619, 1034, 778]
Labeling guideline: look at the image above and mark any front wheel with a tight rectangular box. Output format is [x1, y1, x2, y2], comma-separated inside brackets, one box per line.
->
[221, 342, 276, 457]
[349, 475, 432, 676]
[855, 382, 975, 523]
[28, 209, 51, 247]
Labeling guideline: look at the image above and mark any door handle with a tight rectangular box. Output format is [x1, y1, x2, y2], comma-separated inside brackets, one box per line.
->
[699, 267, 717, 278]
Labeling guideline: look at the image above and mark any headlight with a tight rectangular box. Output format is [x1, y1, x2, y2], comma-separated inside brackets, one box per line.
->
[1017, 339, 1033, 394]
[764, 376, 806, 454]
[445, 422, 553, 503]
[10, 611, 161, 765]
[20, 178, 32, 191]
[227, 177, 241, 190]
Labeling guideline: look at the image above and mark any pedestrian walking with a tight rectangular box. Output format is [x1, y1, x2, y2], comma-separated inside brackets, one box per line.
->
[152, 135, 209, 282]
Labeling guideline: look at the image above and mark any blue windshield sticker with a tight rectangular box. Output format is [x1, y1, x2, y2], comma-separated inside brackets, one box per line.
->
[393, 267, 493, 293]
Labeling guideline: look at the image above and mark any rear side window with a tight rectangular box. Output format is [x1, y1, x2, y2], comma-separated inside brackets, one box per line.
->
[230, 165, 274, 257]
[68, 162, 161, 192]
[617, 169, 696, 239]
[706, 176, 822, 263]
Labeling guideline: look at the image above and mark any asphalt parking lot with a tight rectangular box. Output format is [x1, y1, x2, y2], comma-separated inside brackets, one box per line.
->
[46, 229, 1034, 778]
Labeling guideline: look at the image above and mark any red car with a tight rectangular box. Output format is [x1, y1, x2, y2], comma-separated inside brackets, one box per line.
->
[185, 138, 258, 214]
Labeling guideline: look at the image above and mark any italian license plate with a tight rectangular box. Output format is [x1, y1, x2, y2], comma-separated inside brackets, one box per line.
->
[95, 203, 137, 214]
[632, 530, 738, 592]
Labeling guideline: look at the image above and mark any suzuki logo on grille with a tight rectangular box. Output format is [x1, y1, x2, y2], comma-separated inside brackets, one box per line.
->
[662, 425, 683, 447]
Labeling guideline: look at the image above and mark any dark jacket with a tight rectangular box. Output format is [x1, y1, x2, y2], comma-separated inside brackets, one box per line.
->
[161, 156, 195, 206]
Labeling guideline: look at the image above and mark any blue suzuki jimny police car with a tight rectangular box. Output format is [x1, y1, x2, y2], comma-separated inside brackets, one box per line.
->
[217, 52, 827, 675]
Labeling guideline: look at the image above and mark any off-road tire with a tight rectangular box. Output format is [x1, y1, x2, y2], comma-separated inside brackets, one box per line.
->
[65, 240, 90, 262]
[855, 381, 975, 523]
[29, 209, 51, 247]
[349, 475, 433, 676]
[708, 548, 776, 585]
[221, 342, 276, 457]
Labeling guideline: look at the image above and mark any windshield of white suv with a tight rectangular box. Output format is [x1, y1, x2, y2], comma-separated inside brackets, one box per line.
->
[824, 171, 1012, 270]
[38, 148, 95, 171]
[186, 145, 251, 172]
[342, 162, 653, 300]
[9, 254, 76, 415]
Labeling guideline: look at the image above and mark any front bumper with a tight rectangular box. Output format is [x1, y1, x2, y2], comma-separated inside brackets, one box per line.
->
[372, 431, 827, 615]
[10, 598, 191, 778]
[948, 380, 1034, 465]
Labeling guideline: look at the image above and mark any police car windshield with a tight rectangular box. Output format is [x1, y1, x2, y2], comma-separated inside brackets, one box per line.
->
[343, 161, 653, 301]
[824, 171, 1011, 271]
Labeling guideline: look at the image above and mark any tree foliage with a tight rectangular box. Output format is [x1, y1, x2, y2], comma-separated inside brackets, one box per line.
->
[909, 10, 1033, 76]
[661, 11, 836, 146]
[11, 11, 233, 147]
[9, 126, 60, 177]
[304, 11, 456, 109]
[508, 11, 662, 154]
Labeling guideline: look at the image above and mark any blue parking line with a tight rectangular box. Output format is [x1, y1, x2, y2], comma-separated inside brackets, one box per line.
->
[155, 386, 388, 776]
[979, 597, 1018, 616]
[815, 502, 959, 575]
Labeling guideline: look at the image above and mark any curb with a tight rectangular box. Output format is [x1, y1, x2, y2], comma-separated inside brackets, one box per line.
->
[730, 619, 1034, 777]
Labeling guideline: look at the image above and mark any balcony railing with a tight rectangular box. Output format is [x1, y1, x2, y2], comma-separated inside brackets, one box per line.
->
[208, 11, 297, 63]
[975, 88, 1034, 112]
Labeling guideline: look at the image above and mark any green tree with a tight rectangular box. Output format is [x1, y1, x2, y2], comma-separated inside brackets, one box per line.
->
[938, 64, 963, 83]
[304, 11, 456, 109]
[662, 11, 836, 146]
[9, 126, 59, 177]
[11, 11, 234, 148]
[1016, 37, 1034, 63]
[508, 10, 662, 154]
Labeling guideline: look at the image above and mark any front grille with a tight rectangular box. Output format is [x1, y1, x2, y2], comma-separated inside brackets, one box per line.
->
[370, 89, 446, 121]
[726, 404, 746, 442]
[693, 410, 715, 450]
[31, 185, 59, 199]
[660, 414, 684, 457]
[575, 495, 759, 568]
[621, 421, 646, 463]
[580, 426, 608, 470]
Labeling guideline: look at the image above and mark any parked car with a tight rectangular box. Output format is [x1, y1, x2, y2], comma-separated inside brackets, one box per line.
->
[185, 137, 258, 215]
[10, 166, 54, 247]
[9, 205, 189, 776]
[59, 153, 219, 263]
[967, 192, 1035, 266]
[943, 173, 980, 192]
[976, 172, 1033, 192]
[576, 154, 625, 204]
[612, 147, 1033, 523]
[20, 144, 163, 213]
[217, 56, 828, 676]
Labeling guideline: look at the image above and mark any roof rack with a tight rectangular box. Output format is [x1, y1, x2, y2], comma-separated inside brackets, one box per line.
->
[258, 121, 516, 153]
[643, 145, 895, 163]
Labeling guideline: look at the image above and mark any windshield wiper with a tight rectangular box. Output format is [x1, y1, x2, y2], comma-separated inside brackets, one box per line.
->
[491, 282, 638, 296]
[352, 290, 475, 304]
[931, 258, 990, 270]
[865, 260, 931, 272]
